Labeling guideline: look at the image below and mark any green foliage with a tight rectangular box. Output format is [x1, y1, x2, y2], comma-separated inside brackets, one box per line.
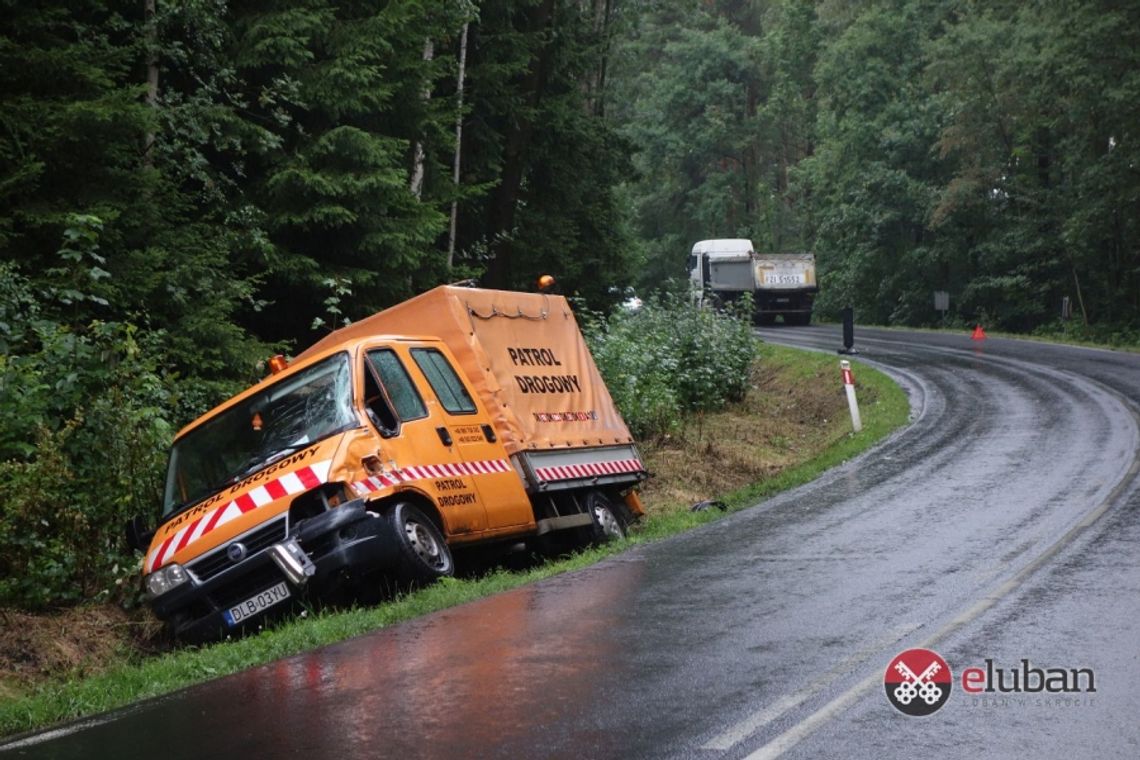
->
[613, 0, 1140, 332]
[613, 8, 762, 288]
[0, 222, 230, 610]
[202, 0, 463, 340]
[582, 292, 756, 438]
[1031, 319, 1140, 350]
[925, 0, 1140, 330]
[611, 0, 819, 292]
[795, 2, 949, 324]
[460, 0, 638, 304]
[311, 275, 353, 332]
[0, 274, 172, 609]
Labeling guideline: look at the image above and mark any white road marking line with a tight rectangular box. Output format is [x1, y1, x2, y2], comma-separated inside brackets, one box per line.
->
[701, 622, 921, 751]
[0, 714, 119, 751]
[742, 406, 1140, 760]
[743, 670, 881, 760]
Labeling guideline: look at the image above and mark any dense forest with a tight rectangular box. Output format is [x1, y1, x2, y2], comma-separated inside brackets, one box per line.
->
[2, 0, 1138, 609]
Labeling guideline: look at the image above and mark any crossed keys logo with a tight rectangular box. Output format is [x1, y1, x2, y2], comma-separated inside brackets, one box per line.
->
[884, 648, 952, 716]
[894, 659, 942, 705]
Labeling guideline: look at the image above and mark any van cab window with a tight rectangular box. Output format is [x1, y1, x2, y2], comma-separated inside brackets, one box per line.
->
[162, 353, 355, 516]
[365, 350, 427, 433]
[411, 348, 477, 414]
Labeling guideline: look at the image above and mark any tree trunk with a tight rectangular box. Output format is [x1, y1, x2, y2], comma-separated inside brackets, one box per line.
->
[484, 0, 556, 289]
[410, 38, 434, 199]
[1071, 263, 1090, 326]
[143, 0, 158, 166]
[447, 22, 470, 269]
[587, 0, 613, 117]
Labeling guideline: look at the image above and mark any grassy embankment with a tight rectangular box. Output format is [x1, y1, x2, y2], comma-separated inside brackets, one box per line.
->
[0, 342, 909, 740]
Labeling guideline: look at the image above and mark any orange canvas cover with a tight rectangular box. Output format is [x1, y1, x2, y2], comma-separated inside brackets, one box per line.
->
[296, 286, 634, 455]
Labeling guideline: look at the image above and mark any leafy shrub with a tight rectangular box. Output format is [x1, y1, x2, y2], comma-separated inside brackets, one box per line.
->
[0, 316, 174, 609]
[582, 291, 757, 438]
[0, 220, 262, 611]
[0, 229, 183, 609]
[1031, 319, 1140, 348]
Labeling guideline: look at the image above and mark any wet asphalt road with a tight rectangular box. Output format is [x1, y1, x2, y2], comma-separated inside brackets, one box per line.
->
[4, 326, 1140, 759]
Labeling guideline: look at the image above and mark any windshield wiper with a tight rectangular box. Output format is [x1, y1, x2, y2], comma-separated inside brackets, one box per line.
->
[163, 442, 312, 517]
[226, 441, 312, 484]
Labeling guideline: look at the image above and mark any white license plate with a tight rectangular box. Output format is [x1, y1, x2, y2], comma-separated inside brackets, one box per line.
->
[223, 581, 291, 626]
[766, 273, 804, 285]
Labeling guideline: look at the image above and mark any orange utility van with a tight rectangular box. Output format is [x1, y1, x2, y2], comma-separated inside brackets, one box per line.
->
[127, 286, 648, 641]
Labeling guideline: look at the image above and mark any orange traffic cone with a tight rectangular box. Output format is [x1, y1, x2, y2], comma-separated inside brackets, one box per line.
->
[971, 324, 987, 341]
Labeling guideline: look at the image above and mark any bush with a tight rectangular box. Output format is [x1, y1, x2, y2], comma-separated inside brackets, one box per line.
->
[1031, 319, 1140, 348]
[582, 292, 757, 438]
[0, 257, 182, 609]
[0, 318, 174, 609]
[0, 219, 261, 611]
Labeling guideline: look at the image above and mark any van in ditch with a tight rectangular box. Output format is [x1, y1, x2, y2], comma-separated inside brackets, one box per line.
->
[127, 285, 647, 642]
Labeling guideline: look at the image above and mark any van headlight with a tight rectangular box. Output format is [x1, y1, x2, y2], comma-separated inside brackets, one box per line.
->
[146, 563, 189, 597]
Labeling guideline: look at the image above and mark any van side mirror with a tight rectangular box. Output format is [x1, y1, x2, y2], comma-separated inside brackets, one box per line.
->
[125, 515, 155, 553]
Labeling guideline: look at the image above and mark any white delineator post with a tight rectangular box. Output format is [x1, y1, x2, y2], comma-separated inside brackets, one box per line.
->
[840, 360, 862, 432]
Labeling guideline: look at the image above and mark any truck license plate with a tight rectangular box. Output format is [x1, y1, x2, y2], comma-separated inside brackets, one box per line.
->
[766, 273, 804, 285]
[223, 581, 291, 626]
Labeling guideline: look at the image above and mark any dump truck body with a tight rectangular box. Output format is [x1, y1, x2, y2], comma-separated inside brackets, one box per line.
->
[688, 239, 818, 325]
[134, 286, 646, 642]
[750, 252, 818, 325]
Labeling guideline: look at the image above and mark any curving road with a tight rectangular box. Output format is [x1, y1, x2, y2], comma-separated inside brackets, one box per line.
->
[4, 327, 1140, 759]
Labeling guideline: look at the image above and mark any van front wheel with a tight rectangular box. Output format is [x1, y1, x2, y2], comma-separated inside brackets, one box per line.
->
[388, 503, 453, 585]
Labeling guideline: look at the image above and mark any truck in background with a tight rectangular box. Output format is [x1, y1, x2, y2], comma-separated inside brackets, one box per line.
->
[127, 285, 647, 642]
[687, 239, 818, 325]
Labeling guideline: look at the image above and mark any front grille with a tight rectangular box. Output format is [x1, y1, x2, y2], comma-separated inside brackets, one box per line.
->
[188, 517, 288, 582]
[205, 563, 287, 610]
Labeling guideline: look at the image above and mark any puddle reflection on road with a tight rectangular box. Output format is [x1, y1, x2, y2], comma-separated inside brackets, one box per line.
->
[244, 560, 645, 757]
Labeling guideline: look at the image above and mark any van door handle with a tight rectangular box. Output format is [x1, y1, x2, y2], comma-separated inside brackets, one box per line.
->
[481, 424, 497, 443]
[436, 427, 453, 446]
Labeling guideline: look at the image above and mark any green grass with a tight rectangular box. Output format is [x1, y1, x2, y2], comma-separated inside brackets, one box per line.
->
[724, 347, 909, 509]
[635, 345, 909, 535]
[0, 346, 910, 742]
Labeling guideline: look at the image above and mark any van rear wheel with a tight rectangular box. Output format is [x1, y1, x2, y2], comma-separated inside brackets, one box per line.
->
[387, 502, 453, 585]
[585, 490, 629, 544]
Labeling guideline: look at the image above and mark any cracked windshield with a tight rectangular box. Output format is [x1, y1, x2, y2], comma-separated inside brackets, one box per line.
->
[162, 353, 356, 515]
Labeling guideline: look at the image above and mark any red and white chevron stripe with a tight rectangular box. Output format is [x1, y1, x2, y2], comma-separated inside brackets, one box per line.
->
[145, 460, 333, 574]
[352, 458, 512, 496]
[533, 457, 644, 483]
